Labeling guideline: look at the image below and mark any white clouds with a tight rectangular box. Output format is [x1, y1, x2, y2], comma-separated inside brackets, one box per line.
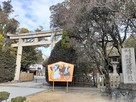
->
[0, 0, 7, 2]
[28, 0, 51, 30]
[0, 0, 64, 56]
[10, 0, 64, 31]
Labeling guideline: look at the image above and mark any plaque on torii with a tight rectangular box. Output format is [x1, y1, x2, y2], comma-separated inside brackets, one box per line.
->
[7, 29, 63, 81]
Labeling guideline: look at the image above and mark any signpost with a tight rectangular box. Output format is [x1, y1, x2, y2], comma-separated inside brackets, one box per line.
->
[48, 61, 74, 92]
[121, 48, 136, 83]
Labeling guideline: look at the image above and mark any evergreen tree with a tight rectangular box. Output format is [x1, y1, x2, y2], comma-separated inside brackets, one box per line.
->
[45, 40, 77, 83]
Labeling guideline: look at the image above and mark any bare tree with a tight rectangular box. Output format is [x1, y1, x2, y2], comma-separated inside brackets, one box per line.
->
[50, 0, 136, 88]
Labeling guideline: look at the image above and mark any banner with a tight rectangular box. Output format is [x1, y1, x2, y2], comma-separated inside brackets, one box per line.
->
[48, 61, 74, 82]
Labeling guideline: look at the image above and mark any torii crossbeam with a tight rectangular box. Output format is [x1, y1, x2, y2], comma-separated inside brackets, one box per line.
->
[8, 29, 63, 81]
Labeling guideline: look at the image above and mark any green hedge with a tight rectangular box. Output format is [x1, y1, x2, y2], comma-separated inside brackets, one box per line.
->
[11, 96, 26, 102]
[0, 91, 10, 101]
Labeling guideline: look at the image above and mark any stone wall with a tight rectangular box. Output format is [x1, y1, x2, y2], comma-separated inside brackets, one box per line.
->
[19, 72, 34, 81]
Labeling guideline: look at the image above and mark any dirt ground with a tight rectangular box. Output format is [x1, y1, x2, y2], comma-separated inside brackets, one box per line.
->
[26, 89, 115, 102]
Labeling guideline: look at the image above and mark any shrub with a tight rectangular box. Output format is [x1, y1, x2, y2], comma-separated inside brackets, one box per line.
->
[11, 96, 26, 102]
[0, 91, 10, 101]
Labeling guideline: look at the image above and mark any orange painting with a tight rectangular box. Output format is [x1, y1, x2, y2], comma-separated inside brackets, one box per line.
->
[48, 61, 74, 82]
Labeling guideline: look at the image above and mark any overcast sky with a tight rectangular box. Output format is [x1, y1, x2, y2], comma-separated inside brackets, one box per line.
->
[0, 0, 64, 57]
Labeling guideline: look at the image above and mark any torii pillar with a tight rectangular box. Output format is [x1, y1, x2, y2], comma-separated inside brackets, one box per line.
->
[14, 38, 23, 81]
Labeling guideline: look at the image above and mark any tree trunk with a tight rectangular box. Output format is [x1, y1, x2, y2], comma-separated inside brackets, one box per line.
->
[92, 69, 96, 87]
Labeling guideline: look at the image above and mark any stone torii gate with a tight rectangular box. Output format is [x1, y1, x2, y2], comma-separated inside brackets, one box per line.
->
[8, 29, 63, 81]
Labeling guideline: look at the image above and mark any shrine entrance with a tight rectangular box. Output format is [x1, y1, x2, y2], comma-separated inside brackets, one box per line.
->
[8, 29, 63, 81]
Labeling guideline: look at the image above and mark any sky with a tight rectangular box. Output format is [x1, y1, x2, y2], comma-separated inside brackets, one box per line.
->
[0, 0, 64, 58]
[10, 0, 64, 31]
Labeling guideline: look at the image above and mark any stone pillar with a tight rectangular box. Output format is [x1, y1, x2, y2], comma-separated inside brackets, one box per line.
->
[34, 38, 38, 42]
[51, 33, 55, 50]
[111, 62, 119, 76]
[14, 38, 23, 81]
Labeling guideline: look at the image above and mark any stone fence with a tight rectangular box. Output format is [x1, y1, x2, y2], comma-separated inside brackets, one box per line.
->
[97, 73, 120, 89]
[19, 72, 34, 81]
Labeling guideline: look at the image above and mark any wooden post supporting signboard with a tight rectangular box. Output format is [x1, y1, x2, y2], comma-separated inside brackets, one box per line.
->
[53, 81, 55, 91]
[66, 81, 69, 92]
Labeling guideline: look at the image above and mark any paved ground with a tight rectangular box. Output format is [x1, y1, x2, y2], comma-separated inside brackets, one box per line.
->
[0, 76, 101, 102]
[1, 76, 136, 102]
[0, 76, 49, 102]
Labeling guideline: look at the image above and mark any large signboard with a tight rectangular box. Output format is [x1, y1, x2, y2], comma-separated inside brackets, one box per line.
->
[121, 48, 136, 83]
[48, 61, 74, 82]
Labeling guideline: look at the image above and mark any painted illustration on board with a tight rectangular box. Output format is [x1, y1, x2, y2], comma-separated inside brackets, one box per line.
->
[48, 61, 74, 82]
